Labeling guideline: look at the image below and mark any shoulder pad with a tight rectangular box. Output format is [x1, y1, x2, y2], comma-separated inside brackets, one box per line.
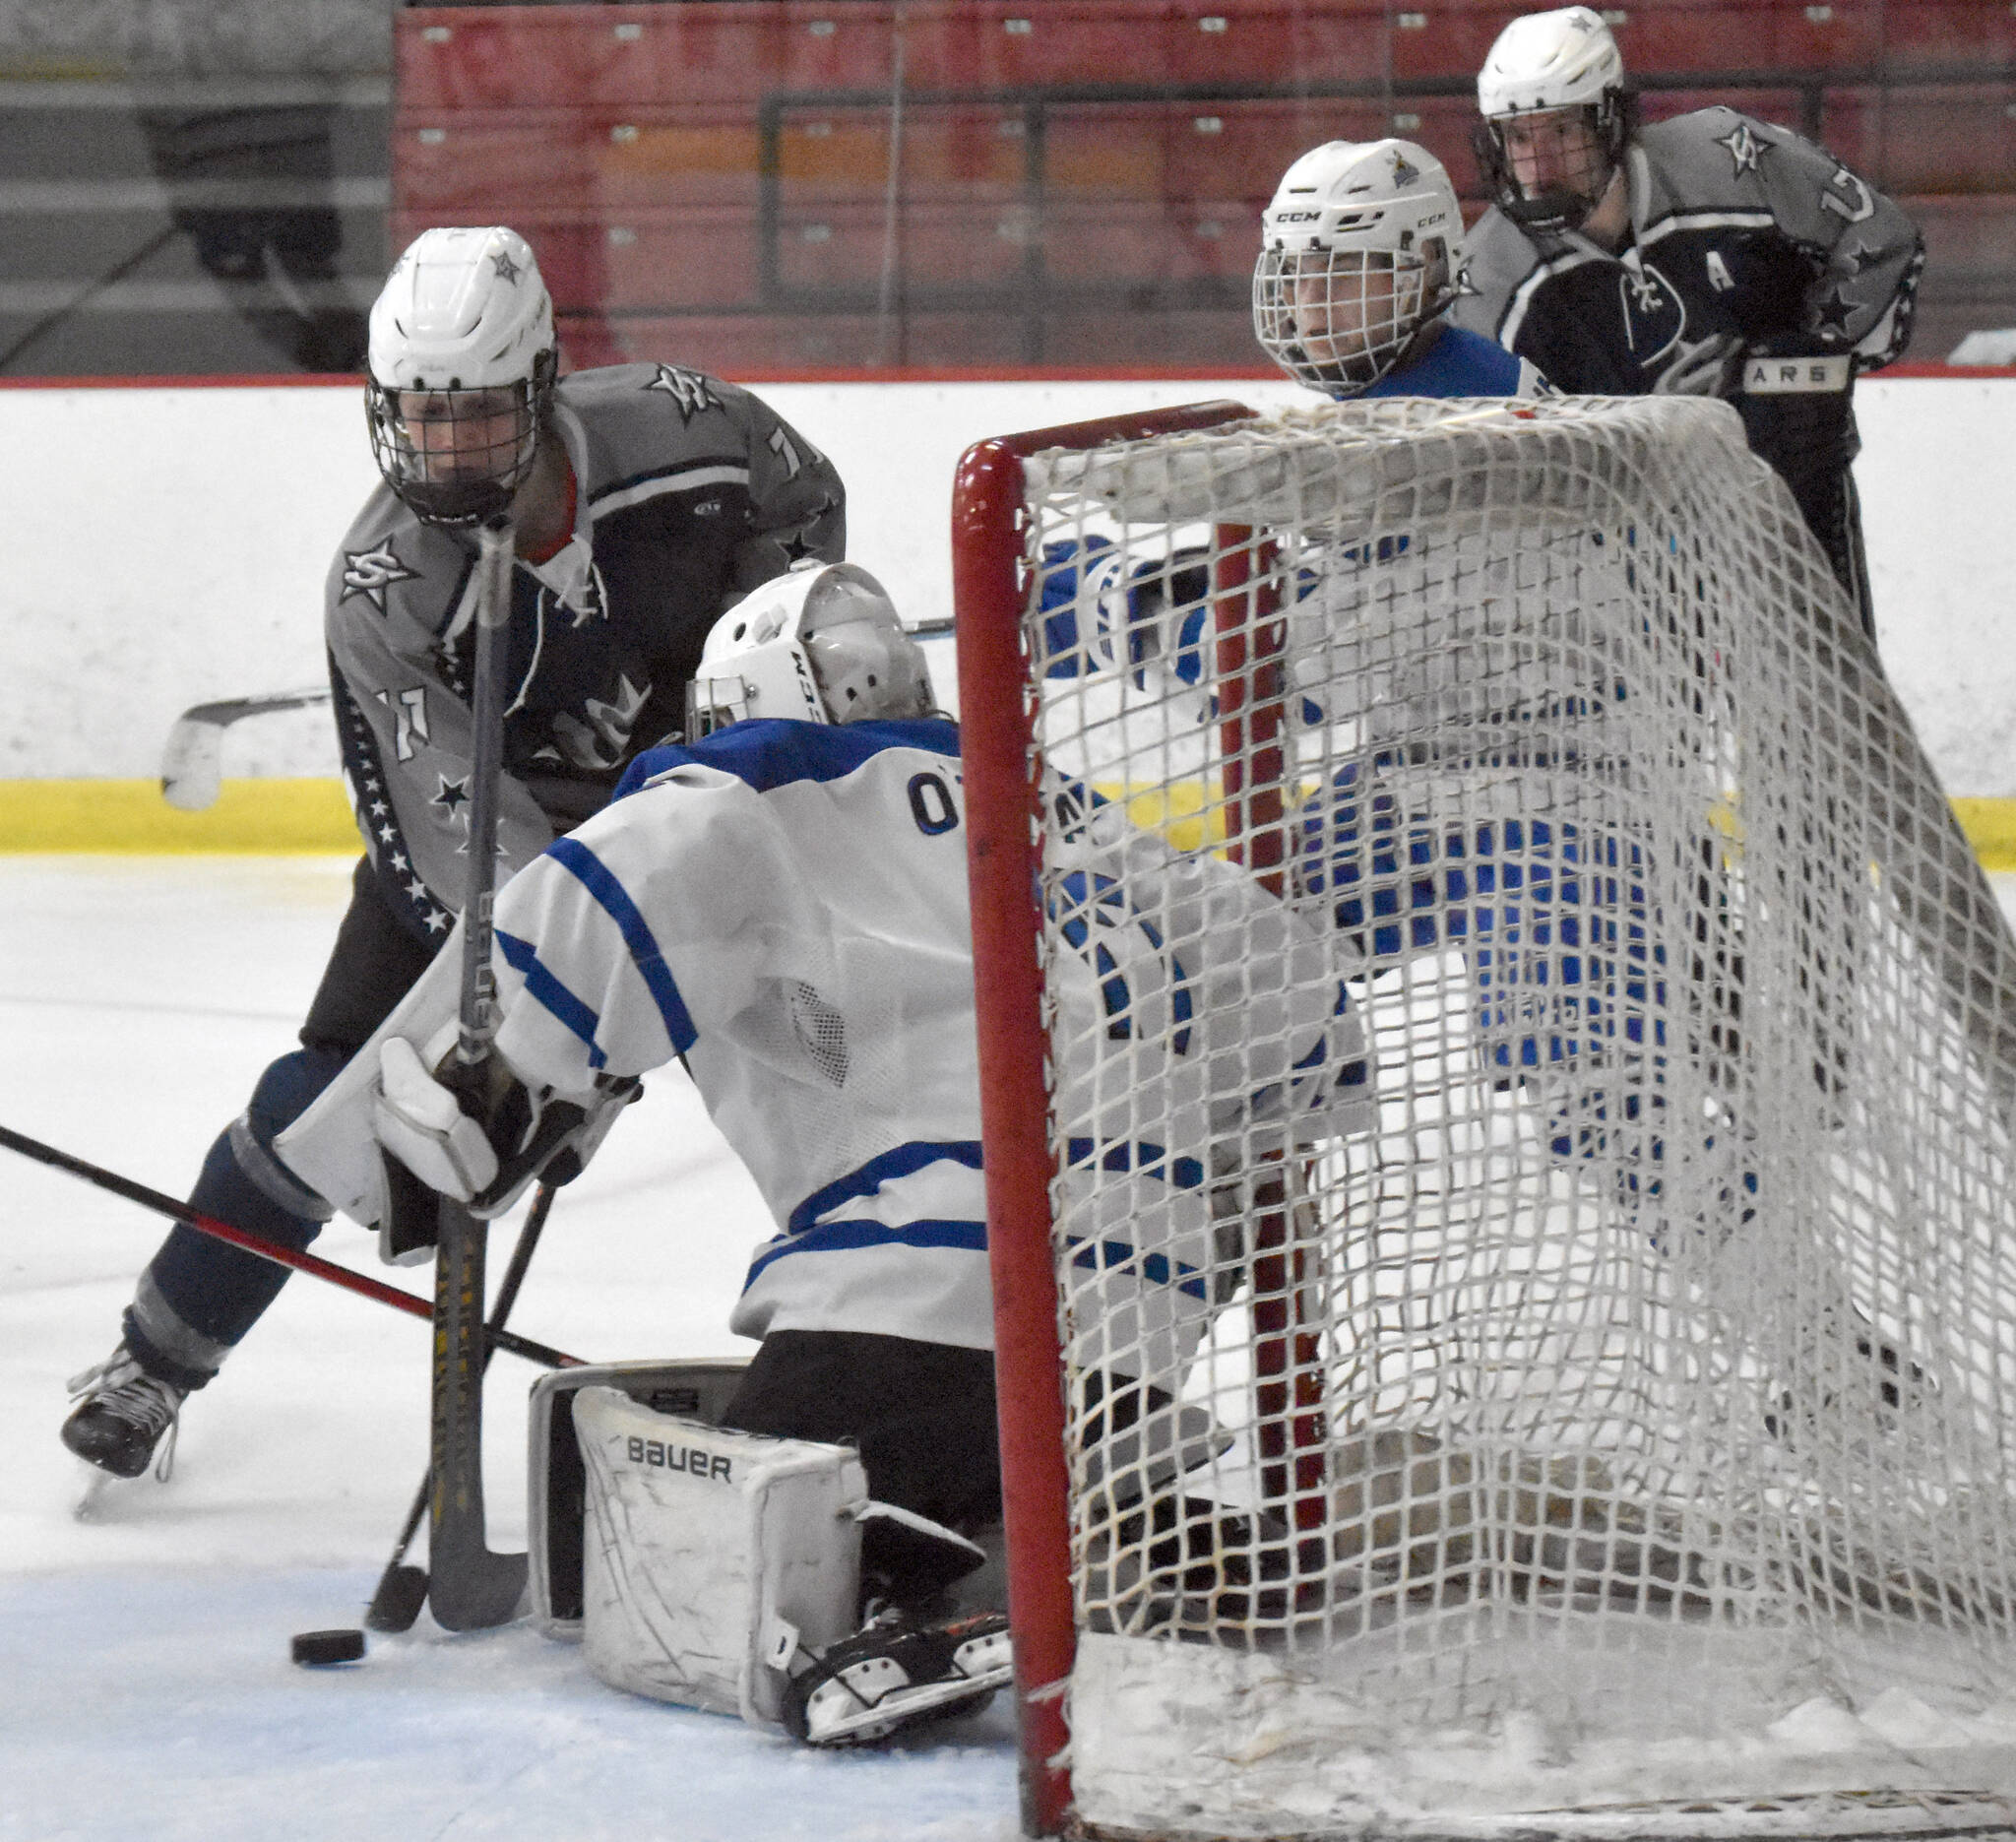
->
[556, 363, 760, 501]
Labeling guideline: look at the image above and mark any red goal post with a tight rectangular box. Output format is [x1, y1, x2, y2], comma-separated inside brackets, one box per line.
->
[953, 399, 1258, 1836]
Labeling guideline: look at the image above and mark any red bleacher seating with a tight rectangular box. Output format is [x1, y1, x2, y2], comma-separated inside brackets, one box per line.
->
[1163, 3, 1388, 89]
[397, 0, 2016, 375]
[897, 1, 1176, 93]
[1824, 86, 2016, 195]
[395, 109, 763, 217]
[1879, 4, 2016, 75]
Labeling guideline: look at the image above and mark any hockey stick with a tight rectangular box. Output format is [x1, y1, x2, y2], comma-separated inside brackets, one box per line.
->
[0, 1119, 582, 1366]
[159, 687, 333, 812]
[425, 514, 528, 1633]
[365, 1178, 557, 1633]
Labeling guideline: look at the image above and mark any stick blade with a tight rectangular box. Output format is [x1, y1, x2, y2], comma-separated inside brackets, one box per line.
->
[425, 1545, 527, 1632]
[365, 1562, 431, 1634]
[159, 717, 225, 811]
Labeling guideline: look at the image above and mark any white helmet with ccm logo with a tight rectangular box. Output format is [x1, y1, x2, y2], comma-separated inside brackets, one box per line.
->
[1253, 138, 1461, 395]
[686, 561, 935, 737]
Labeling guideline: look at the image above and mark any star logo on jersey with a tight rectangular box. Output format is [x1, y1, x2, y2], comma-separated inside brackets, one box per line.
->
[646, 364, 722, 422]
[548, 672, 651, 771]
[432, 774, 470, 817]
[341, 542, 420, 612]
[1616, 256, 1685, 364]
[1714, 120, 1768, 177]
[780, 497, 836, 562]
[1812, 286, 1855, 336]
[491, 249, 522, 285]
[1844, 239, 1886, 274]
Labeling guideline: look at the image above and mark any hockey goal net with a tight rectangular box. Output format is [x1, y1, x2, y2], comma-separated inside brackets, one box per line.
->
[953, 397, 2016, 1842]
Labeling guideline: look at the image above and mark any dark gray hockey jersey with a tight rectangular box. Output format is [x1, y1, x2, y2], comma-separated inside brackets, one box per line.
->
[325, 362, 845, 939]
[1451, 106, 1922, 395]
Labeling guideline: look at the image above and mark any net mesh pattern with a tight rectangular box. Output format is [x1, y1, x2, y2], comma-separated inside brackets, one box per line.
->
[993, 397, 2016, 1838]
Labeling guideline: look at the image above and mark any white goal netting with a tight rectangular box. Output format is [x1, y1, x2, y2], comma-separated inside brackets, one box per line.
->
[987, 397, 2016, 1842]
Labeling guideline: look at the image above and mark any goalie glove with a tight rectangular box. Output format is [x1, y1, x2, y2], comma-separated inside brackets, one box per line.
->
[369, 1030, 641, 1263]
[372, 1036, 500, 1204]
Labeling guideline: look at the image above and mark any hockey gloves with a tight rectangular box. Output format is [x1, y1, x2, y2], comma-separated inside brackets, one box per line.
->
[374, 1037, 499, 1201]
[371, 1033, 640, 1262]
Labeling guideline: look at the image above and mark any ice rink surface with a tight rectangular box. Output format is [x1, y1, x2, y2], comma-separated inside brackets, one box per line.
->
[8, 855, 2016, 1841]
[0, 857, 1018, 1842]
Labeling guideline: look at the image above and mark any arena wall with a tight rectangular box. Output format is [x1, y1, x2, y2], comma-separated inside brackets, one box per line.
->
[1, 373, 2010, 854]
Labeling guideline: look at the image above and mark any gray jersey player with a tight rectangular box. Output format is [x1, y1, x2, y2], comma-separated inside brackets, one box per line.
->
[1451, 5, 1922, 634]
[62, 225, 845, 1484]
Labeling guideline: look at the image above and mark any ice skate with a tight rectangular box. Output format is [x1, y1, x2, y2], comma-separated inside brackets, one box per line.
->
[783, 1610, 1013, 1747]
[62, 1342, 185, 1482]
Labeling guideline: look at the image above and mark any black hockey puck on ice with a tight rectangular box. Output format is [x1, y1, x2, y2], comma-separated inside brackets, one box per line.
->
[291, 1627, 366, 1667]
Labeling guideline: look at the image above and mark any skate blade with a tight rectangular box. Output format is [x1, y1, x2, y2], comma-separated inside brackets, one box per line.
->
[72, 1464, 126, 1521]
[801, 1634, 1015, 1747]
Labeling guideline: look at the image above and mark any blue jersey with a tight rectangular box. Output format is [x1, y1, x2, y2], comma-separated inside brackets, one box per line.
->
[1359, 320, 1549, 401]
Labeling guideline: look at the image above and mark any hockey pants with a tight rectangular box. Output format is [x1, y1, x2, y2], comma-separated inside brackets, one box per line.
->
[124, 859, 438, 1392]
[721, 1329, 1003, 1608]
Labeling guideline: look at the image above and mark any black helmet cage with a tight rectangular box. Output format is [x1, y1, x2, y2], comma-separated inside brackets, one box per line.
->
[365, 347, 559, 526]
[1473, 89, 1637, 235]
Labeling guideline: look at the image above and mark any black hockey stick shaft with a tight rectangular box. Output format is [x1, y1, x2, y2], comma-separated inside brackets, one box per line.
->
[366, 1179, 556, 1633]
[0, 1119, 581, 1369]
[427, 515, 528, 1633]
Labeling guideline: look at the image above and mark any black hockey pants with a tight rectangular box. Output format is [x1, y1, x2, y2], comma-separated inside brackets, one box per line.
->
[722, 1329, 1004, 1606]
[124, 859, 437, 1391]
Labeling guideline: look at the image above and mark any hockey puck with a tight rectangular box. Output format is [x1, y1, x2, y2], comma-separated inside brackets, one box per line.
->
[290, 1627, 366, 1667]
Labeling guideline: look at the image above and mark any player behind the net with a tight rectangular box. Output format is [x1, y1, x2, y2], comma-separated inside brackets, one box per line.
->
[277, 560, 1367, 1742]
[1258, 137, 1929, 1424]
[60, 224, 846, 1483]
[1453, 5, 1923, 638]
[1245, 140, 1688, 1273]
[1030, 138, 1547, 746]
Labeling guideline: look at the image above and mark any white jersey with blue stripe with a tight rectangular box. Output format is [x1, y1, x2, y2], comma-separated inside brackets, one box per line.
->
[479, 716, 1362, 1366]
[487, 716, 991, 1349]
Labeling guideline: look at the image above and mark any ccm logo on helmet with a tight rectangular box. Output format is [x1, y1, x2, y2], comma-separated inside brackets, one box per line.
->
[1275, 210, 1323, 222]
[626, 1435, 733, 1483]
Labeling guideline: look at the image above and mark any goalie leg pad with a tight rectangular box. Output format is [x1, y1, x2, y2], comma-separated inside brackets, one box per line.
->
[783, 1611, 1014, 1747]
[572, 1388, 867, 1726]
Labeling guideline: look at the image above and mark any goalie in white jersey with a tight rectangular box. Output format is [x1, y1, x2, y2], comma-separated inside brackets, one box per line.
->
[283, 557, 1361, 1740]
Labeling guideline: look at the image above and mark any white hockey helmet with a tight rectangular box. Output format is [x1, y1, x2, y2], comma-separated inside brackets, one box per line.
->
[1253, 139, 1461, 395]
[365, 225, 558, 525]
[686, 561, 934, 737]
[1474, 7, 1634, 233]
